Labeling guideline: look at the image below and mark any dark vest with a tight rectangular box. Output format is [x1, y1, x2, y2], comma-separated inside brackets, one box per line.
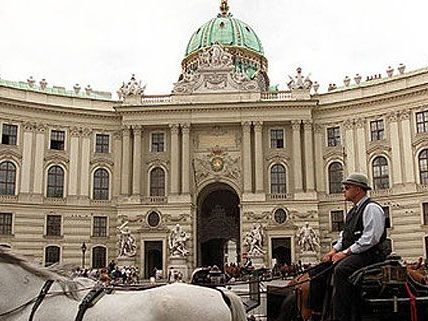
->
[342, 197, 387, 257]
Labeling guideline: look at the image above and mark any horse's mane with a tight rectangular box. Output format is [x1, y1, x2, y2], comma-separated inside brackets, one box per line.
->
[0, 247, 86, 300]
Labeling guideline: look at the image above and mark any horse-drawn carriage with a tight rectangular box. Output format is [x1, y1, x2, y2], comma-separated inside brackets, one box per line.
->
[267, 258, 428, 321]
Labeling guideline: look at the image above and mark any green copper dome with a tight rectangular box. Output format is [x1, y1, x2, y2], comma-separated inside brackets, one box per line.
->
[185, 15, 264, 57]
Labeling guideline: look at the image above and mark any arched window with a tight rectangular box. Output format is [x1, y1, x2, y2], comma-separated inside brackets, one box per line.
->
[45, 246, 60, 266]
[0, 161, 16, 195]
[271, 164, 286, 194]
[150, 167, 165, 196]
[372, 156, 389, 190]
[419, 149, 428, 185]
[328, 162, 343, 194]
[92, 246, 106, 269]
[47, 166, 64, 198]
[93, 168, 109, 200]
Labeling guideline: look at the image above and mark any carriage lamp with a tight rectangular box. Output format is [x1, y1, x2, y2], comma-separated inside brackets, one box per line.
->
[81, 242, 87, 268]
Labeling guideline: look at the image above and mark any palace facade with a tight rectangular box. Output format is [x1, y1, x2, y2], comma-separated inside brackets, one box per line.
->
[1, 2, 428, 277]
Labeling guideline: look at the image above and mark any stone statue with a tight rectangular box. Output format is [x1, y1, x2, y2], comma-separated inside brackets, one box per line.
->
[287, 67, 312, 90]
[168, 224, 189, 257]
[297, 222, 320, 253]
[244, 223, 265, 256]
[117, 74, 146, 100]
[117, 221, 137, 257]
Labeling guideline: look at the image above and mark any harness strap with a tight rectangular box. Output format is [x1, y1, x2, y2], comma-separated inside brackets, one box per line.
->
[75, 286, 106, 321]
[404, 282, 418, 321]
[29, 279, 55, 321]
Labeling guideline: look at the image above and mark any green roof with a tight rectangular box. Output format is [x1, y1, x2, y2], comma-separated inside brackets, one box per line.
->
[185, 15, 264, 57]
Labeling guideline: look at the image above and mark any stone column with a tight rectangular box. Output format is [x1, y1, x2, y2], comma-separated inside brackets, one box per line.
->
[132, 125, 142, 197]
[79, 128, 92, 198]
[355, 118, 367, 174]
[181, 123, 190, 194]
[121, 126, 131, 195]
[254, 121, 264, 193]
[388, 112, 403, 185]
[303, 120, 315, 191]
[112, 130, 123, 198]
[400, 111, 415, 184]
[291, 120, 303, 192]
[33, 124, 46, 196]
[68, 127, 80, 197]
[20, 122, 34, 194]
[343, 119, 356, 174]
[242, 121, 252, 193]
[170, 124, 180, 195]
[314, 124, 325, 192]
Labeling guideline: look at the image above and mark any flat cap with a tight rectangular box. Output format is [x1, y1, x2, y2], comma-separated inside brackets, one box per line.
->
[342, 172, 371, 190]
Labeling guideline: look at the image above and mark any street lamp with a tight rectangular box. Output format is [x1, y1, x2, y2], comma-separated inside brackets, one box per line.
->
[81, 242, 87, 268]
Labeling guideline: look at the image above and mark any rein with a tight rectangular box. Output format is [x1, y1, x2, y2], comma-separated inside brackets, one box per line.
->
[280, 263, 335, 289]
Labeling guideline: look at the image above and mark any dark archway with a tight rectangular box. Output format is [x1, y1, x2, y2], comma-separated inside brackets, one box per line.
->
[144, 241, 163, 279]
[197, 183, 240, 269]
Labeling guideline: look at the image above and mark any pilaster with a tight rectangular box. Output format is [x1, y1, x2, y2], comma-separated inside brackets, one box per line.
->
[68, 127, 80, 197]
[314, 124, 325, 192]
[388, 112, 403, 185]
[79, 127, 92, 199]
[242, 121, 252, 193]
[20, 122, 34, 194]
[170, 124, 180, 195]
[400, 110, 415, 185]
[303, 120, 315, 191]
[33, 124, 47, 196]
[121, 126, 131, 196]
[112, 130, 123, 198]
[291, 120, 303, 192]
[181, 123, 190, 195]
[254, 121, 264, 193]
[132, 125, 142, 197]
[343, 119, 356, 173]
[355, 118, 367, 173]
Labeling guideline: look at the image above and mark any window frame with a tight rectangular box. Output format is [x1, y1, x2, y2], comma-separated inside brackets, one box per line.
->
[1, 123, 18, 145]
[150, 132, 166, 153]
[328, 161, 344, 194]
[92, 216, 108, 238]
[330, 210, 344, 232]
[91, 245, 107, 269]
[149, 167, 166, 196]
[45, 214, 62, 237]
[418, 149, 428, 185]
[422, 202, 428, 225]
[270, 163, 287, 194]
[0, 161, 17, 196]
[0, 212, 13, 235]
[46, 165, 65, 198]
[92, 168, 110, 200]
[416, 110, 428, 133]
[372, 156, 390, 190]
[49, 129, 66, 151]
[94, 133, 110, 154]
[44, 245, 61, 267]
[269, 128, 285, 149]
[370, 119, 385, 141]
[326, 126, 341, 147]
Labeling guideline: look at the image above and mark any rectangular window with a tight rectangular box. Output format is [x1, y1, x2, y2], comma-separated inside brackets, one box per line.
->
[382, 206, 391, 228]
[270, 129, 284, 148]
[0, 213, 13, 235]
[331, 210, 344, 232]
[95, 134, 110, 153]
[423, 203, 428, 225]
[327, 127, 341, 147]
[93, 216, 107, 237]
[46, 215, 61, 236]
[370, 120, 384, 141]
[151, 133, 164, 152]
[50, 130, 65, 150]
[416, 111, 428, 133]
[1, 124, 18, 145]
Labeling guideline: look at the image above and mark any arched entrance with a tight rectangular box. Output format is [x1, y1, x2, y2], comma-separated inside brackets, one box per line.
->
[197, 183, 240, 268]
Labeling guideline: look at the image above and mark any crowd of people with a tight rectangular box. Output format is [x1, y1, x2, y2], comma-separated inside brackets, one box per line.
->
[74, 260, 140, 285]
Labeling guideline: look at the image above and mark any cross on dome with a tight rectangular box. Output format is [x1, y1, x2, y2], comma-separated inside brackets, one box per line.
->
[220, 0, 229, 16]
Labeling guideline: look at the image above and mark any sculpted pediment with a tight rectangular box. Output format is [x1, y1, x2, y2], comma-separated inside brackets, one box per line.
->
[366, 142, 391, 155]
[0, 146, 22, 161]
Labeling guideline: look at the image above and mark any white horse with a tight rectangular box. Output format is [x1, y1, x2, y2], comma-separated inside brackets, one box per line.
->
[0, 248, 247, 321]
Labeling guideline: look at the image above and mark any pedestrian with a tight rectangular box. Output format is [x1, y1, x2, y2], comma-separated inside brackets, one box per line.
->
[323, 172, 389, 321]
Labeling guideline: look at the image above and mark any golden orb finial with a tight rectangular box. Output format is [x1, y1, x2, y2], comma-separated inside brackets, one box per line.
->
[220, 0, 229, 16]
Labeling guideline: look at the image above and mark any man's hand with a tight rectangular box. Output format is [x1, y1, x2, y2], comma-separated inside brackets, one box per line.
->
[322, 249, 337, 262]
[332, 251, 347, 263]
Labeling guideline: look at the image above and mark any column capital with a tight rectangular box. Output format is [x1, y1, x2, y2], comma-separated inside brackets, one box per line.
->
[354, 118, 365, 129]
[303, 120, 313, 131]
[113, 130, 123, 140]
[81, 127, 92, 137]
[23, 122, 35, 132]
[70, 127, 81, 137]
[387, 112, 399, 123]
[291, 120, 301, 130]
[253, 121, 263, 132]
[132, 125, 143, 136]
[314, 123, 323, 134]
[122, 126, 132, 136]
[343, 119, 354, 130]
[241, 121, 252, 133]
[181, 123, 191, 135]
[399, 110, 411, 121]
[35, 123, 47, 133]
[169, 123, 180, 134]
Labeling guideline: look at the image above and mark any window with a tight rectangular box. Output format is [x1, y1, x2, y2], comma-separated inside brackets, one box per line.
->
[372, 156, 389, 189]
[150, 167, 165, 196]
[151, 133, 164, 152]
[327, 126, 341, 147]
[328, 162, 343, 194]
[95, 134, 109, 153]
[370, 120, 384, 141]
[0, 213, 13, 235]
[50, 130, 65, 150]
[425, 236, 428, 259]
[46, 215, 61, 236]
[270, 129, 284, 148]
[270, 164, 286, 194]
[0, 161, 16, 195]
[93, 169, 109, 200]
[382, 206, 391, 228]
[45, 246, 60, 266]
[92, 246, 106, 268]
[274, 208, 287, 224]
[47, 166, 64, 198]
[2, 124, 18, 145]
[423, 202, 428, 225]
[147, 211, 161, 227]
[416, 111, 428, 133]
[331, 210, 344, 232]
[419, 149, 428, 185]
[93, 216, 107, 237]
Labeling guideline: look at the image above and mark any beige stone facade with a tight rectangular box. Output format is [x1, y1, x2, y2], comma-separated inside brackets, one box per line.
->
[1, 5, 428, 277]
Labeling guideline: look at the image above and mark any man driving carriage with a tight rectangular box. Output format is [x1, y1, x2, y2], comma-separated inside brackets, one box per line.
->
[321, 172, 388, 321]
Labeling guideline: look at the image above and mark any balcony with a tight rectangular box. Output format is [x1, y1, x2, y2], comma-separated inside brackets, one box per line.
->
[266, 193, 293, 201]
[142, 95, 172, 105]
[260, 91, 293, 101]
[143, 196, 167, 204]
[0, 195, 18, 203]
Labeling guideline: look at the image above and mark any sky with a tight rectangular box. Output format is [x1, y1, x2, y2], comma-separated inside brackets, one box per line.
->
[1, 0, 428, 96]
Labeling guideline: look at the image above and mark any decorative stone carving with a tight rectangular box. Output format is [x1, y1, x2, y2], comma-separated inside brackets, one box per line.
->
[117, 221, 137, 258]
[291, 120, 301, 131]
[296, 222, 320, 253]
[399, 110, 411, 121]
[73, 84, 81, 94]
[27, 76, 35, 87]
[354, 74, 362, 85]
[243, 223, 265, 256]
[303, 120, 313, 131]
[387, 111, 399, 122]
[169, 123, 179, 135]
[287, 67, 312, 91]
[173, 43, 260, 94]
[386, 66, 394, 77]
[312, 81, 319, 94]
[84, 85, 92, 95]
[117, 74, 146, 101]
[168, 224, 189, 257]
[343, 119, 354, 130]
[398, 63, 406, 75]
[23, 122, 35, 132]
[39, 79, 47, 90]
[355, 118, 365, 128]
[343, 76, 351, 87]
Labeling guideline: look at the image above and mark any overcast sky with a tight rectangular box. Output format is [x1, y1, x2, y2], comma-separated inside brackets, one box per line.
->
[1, 0, 427, 96]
